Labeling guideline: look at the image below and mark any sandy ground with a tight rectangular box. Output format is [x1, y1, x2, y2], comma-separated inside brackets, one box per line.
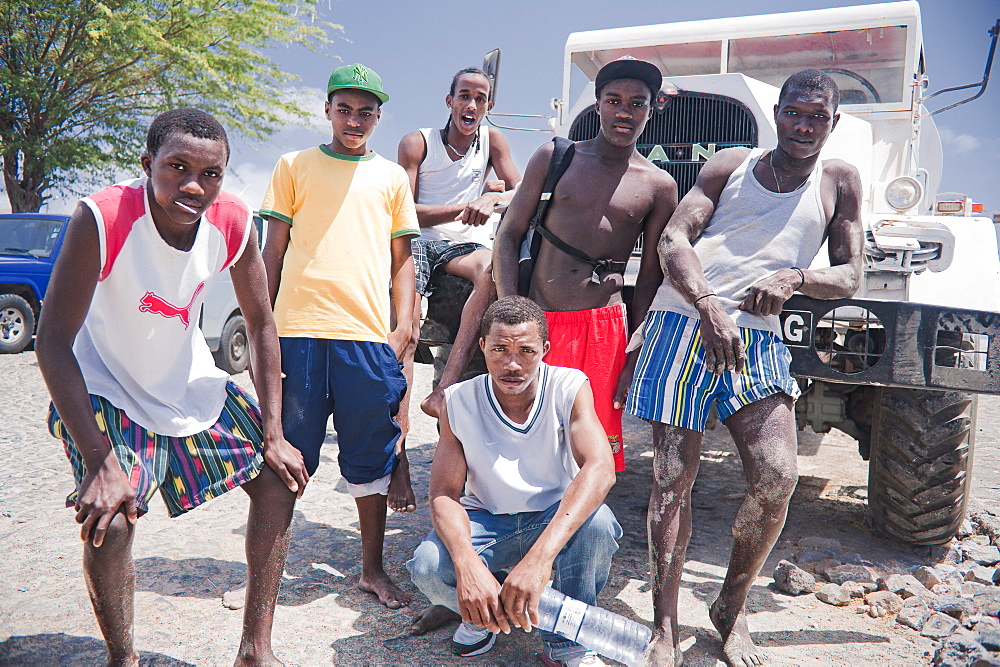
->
[4, 348, 994, 666]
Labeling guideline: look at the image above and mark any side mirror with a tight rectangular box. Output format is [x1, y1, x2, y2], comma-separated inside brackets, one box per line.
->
[482, 48, 501, 106]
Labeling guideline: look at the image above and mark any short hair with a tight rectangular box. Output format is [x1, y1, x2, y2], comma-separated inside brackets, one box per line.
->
[146, 108, 230, 162]
[480, 296, 548, 342]
[450, 67, 490, 96]
[778, 69, 840, 112]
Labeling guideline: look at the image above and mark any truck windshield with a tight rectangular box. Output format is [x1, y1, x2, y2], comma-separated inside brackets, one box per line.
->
[728, 26, 908, 105]
[0, 217, 63, 258]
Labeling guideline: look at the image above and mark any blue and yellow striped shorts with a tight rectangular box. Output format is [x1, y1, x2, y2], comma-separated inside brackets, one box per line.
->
[626, 310, 800, 432]
[49, 381, 264, 517]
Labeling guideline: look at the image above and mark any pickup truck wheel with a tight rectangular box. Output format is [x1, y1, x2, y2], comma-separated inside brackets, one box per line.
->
[867, 387, 976, 545]
[214, 314, 248, 375]
[0, 294, 35, 354]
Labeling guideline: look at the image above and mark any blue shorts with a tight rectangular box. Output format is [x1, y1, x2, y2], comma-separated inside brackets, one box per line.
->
[625, 310, 800, 432]
[280, 338, 407, 484]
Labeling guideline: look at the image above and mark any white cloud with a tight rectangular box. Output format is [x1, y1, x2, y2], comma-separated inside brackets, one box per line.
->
[938, 127, 981, 155]
[273, 86, 330, 134]
[226, 161, 276, 209]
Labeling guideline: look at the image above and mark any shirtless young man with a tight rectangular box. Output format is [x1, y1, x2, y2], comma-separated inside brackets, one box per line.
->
[493, 58, 678, 472]
[397, 67, 520, 426]
[626, 70, 863, 666]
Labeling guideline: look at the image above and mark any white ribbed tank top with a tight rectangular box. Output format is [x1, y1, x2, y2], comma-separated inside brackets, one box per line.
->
[417, 125, 491, 244]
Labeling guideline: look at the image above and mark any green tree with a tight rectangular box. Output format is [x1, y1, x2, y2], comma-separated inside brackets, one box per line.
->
[0, 0, 336, 212]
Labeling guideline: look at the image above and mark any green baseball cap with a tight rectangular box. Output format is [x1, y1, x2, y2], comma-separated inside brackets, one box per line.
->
[327, 63, 389, 104]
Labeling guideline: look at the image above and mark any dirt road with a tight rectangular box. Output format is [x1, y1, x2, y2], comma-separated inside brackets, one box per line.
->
[4, 349, 994, 665]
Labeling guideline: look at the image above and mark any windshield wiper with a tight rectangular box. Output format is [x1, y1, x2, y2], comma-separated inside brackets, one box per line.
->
[0, 247, 33, 255]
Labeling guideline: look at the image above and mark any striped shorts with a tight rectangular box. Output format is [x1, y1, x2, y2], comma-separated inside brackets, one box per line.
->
[626, 310, 800, 432]
[49, 382, 264, 517]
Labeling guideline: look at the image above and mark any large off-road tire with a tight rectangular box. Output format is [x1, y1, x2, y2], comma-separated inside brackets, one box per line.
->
[867, 387, 977, 545]
[214, 314, 248, 375]
[0, 294, 35, 354]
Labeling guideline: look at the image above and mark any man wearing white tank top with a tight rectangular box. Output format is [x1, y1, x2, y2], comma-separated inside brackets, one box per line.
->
[397, 67, 521, 436]
[626, 70, 864, 666]
[407, 297, 620, 666]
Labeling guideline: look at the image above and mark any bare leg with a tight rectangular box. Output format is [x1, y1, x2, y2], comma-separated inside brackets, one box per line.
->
[355, 493, 411, 609]
[388, 297, 422, 513]
[83, 512, 139, 667]
[647, 422, 704, 667]
[234, 466, 296, 667]
[420, 249, 495, 419]
[410, 604, 460, 635]
[710, 393, 798, 667]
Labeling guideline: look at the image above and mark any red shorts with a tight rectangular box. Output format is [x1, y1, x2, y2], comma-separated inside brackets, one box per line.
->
[544, 303, 628, 471]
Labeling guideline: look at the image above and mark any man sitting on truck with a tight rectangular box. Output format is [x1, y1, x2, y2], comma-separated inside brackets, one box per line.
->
[406, 296, 620, 666]
[626, 69, 863, 666]
[493, 57, 678, 473]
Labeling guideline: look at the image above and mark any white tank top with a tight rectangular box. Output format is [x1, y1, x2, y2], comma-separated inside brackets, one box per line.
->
[417, 125, 492, 245]
[76, 178, 251, 436]
[648, 148, 827, 334]
[444, 363, 588, 515]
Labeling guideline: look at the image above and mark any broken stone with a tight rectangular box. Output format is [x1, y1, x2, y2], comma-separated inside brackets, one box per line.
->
[933, 629, 989, 666]
[932, 596, 976, 621]
[772, 560, 817, 595]
[816, 583, 851, 606]
[794, 549, 828, 564]
[934, 583, 963, 597]
[965, 544, 1000, 566]
[968, 534, 993, 546]
[958, 560, 980, 575]
[979, 629, 1000, 652]
[797, 536, 843, 553]
[975, 616, 1000, 633]
[972, 656, 1000, 667]
[897, 602, 931, 630]
[958, 519, 977, 538]
[973, 588, 1000, 616]
[966, 566, 997, 586]
[914, 565, 944, 589]
[842, 581, 875, 598]
[932, 543, 964, 564]
[879, 573, 931, 600]
[866, 590, 904, 618]
[964, 582, 988, 597]
[922, 612, 961, 639]
[994, 567, 1000, 585]
[822, 563, 876, 585]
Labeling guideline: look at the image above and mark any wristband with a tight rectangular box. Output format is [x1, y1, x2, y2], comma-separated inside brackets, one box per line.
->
[791, 267, 805, 290]
[693, 293, 716, 305]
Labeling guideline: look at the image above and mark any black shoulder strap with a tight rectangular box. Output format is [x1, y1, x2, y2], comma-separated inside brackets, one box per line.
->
[532, 137, 575, 230]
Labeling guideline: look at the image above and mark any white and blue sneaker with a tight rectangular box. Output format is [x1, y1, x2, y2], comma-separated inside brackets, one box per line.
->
[451, 621, 497, 657]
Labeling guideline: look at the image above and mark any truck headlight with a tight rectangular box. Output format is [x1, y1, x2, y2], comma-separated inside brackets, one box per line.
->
[885, 176, 923, 212]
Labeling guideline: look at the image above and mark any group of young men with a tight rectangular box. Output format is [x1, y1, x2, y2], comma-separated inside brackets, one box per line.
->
[38, 54, 862, 667]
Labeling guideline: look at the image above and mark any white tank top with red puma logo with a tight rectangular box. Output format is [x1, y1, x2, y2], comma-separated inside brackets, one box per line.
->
[76, 177, 252, 436]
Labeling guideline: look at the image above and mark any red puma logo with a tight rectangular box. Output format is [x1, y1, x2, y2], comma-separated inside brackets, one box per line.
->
[138, 282, 205, 329]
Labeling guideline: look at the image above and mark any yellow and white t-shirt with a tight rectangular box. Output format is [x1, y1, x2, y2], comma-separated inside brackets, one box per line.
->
[260, 146, 419, 342]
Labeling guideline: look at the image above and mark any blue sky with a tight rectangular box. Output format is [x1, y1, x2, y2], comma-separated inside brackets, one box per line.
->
[31, 0, 1000, 213]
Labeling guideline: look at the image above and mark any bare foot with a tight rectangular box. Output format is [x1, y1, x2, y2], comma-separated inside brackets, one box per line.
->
[646, 632, 682, 666]
[410, 604, 460, 635]
[222, 585, 246, 610]
[419, 388, 445, 419]
[388, 450, 416, 513]
[108, 651, 140, 667]
[359, 570, 411, 609]
[710, 598, 766, 667]
[234, 648, 283, 666]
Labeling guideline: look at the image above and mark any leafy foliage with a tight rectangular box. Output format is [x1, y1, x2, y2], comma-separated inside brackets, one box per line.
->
[0, 0, 337, 211]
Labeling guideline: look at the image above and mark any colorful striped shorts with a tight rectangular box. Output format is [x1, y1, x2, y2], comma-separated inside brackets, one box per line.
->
[626, 310, 800, 432]
[49, 381, 264, 517]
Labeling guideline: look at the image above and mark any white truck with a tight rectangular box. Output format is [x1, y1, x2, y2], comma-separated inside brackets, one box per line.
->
[489, 1, 999, 545]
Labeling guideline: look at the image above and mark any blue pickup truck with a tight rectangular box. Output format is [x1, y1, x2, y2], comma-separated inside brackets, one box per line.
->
[0, 212, 250, 372]
[0, 213, 69, 354]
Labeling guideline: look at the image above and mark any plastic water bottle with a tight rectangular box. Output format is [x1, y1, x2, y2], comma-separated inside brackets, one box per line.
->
[535, 586, 651, 667]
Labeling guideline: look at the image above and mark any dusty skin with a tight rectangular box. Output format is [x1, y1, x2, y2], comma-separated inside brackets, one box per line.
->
[3, 350, 985, 665]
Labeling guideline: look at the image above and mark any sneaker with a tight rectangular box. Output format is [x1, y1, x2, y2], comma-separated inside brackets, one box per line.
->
[451, 621, 497, 657]
[540, 650, 606, 667]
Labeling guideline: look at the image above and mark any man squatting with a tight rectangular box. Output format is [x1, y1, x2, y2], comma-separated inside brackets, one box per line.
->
[626, 69, 863, 666]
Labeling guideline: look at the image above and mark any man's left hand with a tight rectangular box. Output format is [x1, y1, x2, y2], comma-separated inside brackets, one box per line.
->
[263, 437, 309, 497]
[387, 327, 409, 363]
[499, 559, 551, 632]
[613, 351, 639, 410]
[739, 268, 800, 316]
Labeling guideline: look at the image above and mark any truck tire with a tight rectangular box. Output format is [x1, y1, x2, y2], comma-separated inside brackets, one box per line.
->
[0, 294, 35, 354]
[214, 314, 248, 375]
[867, 387, 976, 545]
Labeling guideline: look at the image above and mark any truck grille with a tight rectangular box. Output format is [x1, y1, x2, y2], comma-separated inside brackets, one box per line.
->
[568, 91, 758, 200]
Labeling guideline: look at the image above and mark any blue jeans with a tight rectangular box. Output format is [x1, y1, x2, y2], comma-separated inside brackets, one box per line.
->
[406, 501, 622, 661]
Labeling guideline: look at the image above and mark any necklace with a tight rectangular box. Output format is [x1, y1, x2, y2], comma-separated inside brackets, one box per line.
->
[442, 129, 471, 158]
[768, 151, 808, 193]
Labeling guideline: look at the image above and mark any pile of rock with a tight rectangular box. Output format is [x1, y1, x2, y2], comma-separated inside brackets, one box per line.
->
[772, 532, 1000, 666]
